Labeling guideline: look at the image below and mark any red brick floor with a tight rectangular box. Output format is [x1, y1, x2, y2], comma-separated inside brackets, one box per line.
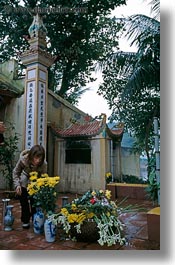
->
[0, 193, 160, 250]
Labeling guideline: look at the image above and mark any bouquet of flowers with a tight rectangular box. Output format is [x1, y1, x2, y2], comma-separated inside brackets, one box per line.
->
[27, 171, 60, 214]
[50, 189, 128, 246]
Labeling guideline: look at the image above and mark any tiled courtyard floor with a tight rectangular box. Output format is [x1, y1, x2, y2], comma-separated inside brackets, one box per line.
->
[0, 192, 160, 250]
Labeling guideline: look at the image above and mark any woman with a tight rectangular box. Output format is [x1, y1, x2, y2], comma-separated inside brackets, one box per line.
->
[13, 145, 47, 228]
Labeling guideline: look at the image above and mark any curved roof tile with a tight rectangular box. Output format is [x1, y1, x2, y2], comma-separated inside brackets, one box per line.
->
[52, 120, 103, 138]
[52, 119, 124, 139]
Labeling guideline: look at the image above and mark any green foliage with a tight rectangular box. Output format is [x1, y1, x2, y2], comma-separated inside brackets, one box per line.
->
[0, 0, 126, 104]
[97, 5, 160, 158]
[0, 122, 20, 190]
[121, 175, 148, 184]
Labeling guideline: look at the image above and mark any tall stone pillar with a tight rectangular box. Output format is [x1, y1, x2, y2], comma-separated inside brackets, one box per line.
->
[20, 14, 56, 150]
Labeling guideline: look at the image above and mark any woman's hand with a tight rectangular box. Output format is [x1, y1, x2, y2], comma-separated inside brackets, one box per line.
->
[16, 186, 22, 195]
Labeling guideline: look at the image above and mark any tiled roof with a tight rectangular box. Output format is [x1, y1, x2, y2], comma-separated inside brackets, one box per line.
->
[106, 127, 124, 140]
[106, 122, 124, 140]
[0, 122, 5, 134]
[52, 120, 124, 139]
[52, 120, 104, 138]
[110, 128, 123, 136]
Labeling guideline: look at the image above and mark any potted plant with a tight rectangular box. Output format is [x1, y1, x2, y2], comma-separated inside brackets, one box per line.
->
[27, 172, 60, 214]
[105, 172, 112, 184]
[27, 171, 60, 242]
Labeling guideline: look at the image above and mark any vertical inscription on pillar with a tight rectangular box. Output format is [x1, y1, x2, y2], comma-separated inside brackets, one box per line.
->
[38, 81, 46, 147]
[25, 81, 35, 149]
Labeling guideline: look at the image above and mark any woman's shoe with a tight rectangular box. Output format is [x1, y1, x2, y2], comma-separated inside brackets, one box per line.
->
[22, 223, 30, 229]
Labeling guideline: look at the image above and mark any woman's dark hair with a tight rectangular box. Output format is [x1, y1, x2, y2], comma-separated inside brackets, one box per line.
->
[28, 145, 45, 166]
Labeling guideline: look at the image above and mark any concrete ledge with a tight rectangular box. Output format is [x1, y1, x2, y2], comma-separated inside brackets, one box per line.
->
[107, 183, 148, 187]
[147, 207, 160, 242]
[106, 183, 149, 200]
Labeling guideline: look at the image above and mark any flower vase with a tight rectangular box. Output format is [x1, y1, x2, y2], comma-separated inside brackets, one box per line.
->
[44, 217, 56, 243]
[33, 207, 45, 234]
[4, 205, 14, 231]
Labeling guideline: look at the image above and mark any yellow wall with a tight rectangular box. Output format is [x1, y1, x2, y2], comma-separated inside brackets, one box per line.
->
[47, 90, 86, 128]
[55, 135, 109, 194]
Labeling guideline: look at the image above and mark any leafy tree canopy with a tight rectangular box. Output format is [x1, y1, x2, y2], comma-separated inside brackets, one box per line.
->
[0, 0, 126, 104]
[97, 1, 160, 158]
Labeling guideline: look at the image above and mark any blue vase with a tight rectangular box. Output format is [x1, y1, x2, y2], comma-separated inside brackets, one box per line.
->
[4, 205, 14, 231]
[44, 218, 56, 242]
[33, 207, 45, 234]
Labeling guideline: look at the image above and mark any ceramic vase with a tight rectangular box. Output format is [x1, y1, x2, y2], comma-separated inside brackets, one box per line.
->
[44, 217, 56, 242]
[4, 205, 14, 231]
[33, 207, 45, 234]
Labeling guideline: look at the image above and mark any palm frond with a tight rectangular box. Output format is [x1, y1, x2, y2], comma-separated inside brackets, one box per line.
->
[123, 15, 160, 48]
[124, 61, 159, 96]
[97, 4, 160, 104]
[97, 51, 136, 74]
[149, 0, 160, 20]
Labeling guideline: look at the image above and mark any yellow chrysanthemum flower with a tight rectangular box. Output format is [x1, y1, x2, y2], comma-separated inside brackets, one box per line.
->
[29, 175, 37, 182]
[86, 212, 94, 219]
[29, 171, 38, 178]
[76, 213, 86, 224]
[54, 176, 60, 181]
[61, 208, 69, 216]
[91, 191, 96, 196]
[105, 190, 111, 199]
[71, 204, 77, 211]
[67, 214, 78, 223]
[106, 172, 112, 178]
[41, 173, 49, 178]
[37, 180, 44, 188]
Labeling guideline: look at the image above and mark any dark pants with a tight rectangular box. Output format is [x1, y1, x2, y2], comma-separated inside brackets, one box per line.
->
[19, 187, 36, 224]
